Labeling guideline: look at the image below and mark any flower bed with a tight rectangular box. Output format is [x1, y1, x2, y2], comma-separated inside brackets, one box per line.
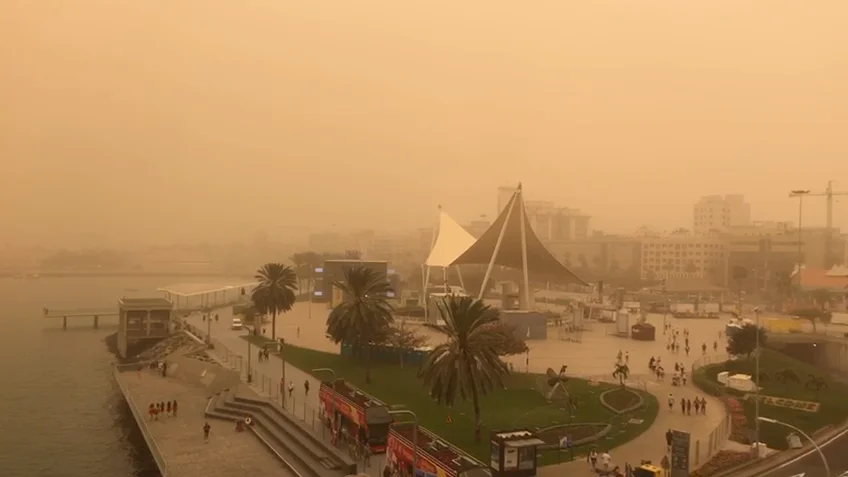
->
[723, 396, 750, 444]
[691, 450, 754, 477]
[535, 423, 612, 450]
[599, 388, 645, 414]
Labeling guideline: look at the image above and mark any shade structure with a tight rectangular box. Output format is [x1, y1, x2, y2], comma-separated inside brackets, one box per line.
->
[450, 186, 587, 288]
[425, 209, 478, 267]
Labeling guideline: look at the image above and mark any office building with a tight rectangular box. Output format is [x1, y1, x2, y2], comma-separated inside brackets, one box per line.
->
[693, 195, 751, 234]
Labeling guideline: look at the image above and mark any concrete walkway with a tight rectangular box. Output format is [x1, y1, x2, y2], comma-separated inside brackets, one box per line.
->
[186, 303, 731, 475]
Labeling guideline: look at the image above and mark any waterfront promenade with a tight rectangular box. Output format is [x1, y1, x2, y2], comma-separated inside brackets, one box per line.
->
[114, 363, 295, 476]
[186, 301, 732, 476]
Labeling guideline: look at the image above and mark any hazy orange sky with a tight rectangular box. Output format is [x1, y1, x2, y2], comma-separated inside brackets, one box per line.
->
[1, 1, 846, 247]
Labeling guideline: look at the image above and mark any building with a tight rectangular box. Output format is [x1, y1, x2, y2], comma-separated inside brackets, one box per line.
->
[117, 297, 173, 358]
[640, 234, 727, 282]
[693, 195, 751, 234]
[462, 220, 491, 239]
[495, 186, 591, 241]
[726, 221, 794, 237]
[546, 235, 642, 277]
[314, 259, 389, 305]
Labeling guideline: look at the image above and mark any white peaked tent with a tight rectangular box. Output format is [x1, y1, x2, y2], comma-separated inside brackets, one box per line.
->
[422, 207, 477, 308]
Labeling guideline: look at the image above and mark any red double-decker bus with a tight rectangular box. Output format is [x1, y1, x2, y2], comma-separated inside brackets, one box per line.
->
[386, 422, 488, 477]
[319, 379, 393, 453]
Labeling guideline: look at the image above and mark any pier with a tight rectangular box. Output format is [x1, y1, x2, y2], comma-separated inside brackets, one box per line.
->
[42, 307, 118, 329]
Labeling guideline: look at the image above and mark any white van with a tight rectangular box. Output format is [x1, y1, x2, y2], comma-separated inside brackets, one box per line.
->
[231, 318, 243, 330]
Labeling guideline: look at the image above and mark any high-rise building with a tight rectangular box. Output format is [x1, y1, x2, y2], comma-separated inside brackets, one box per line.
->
[496, 187, 590, 241]
[640, 234, 727, 282]
[693, 195, 751, 234]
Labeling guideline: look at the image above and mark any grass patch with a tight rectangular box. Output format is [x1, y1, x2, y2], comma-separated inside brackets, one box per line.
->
[241, 335, 658, 465]
[694, 347, 848, 450]
[602, 388, 642, 413]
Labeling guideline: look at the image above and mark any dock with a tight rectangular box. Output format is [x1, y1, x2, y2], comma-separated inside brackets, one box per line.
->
[114, 361, 300, 476]
[42, 307, 118, 329]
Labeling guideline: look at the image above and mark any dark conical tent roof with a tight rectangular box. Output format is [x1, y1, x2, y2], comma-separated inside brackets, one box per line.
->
[450, 189, 588, 286]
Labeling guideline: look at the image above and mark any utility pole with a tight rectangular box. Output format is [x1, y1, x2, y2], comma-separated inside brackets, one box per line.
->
[789, 190, 811, 288]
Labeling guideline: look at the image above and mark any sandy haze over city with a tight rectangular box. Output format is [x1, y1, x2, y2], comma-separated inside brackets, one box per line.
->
[1, 1, 847, 248]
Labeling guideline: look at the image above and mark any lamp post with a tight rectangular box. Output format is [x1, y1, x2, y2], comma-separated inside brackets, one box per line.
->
[308, 263, 313, 321]
[389, 408, 419, 474]
[754, 307, 761, 448]
[244, 329, 253, 384]
[758, 417, 830, 476]
[790, 190, 811, 289]
[313, 368, 336, 429]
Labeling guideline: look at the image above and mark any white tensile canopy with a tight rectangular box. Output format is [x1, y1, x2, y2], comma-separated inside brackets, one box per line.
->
[425, 209, 477, 267]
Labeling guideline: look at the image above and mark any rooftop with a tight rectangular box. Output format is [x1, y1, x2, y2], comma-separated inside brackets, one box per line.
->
[391, 422, 482, 473]
[323, 379, 385, 410]
[158, 280, 258, 297]
[118, 297, 173, 308]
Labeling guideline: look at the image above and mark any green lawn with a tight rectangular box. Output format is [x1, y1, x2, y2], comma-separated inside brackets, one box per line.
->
[694, 347, 848, 449]
[241, 335, 658, 465]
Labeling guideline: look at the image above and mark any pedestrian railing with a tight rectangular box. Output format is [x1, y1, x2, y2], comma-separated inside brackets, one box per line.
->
[689, 354, 734, 468]
[112, 364, 170, 476]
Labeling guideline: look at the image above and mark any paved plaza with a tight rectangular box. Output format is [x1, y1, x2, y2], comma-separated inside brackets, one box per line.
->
[187, 300, 734, 475]
[116, 367, 295, 476]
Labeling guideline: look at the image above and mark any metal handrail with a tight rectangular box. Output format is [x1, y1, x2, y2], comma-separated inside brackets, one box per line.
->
[113, 364, 170, 476]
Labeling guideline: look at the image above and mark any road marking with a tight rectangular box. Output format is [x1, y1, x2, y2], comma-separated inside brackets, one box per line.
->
[786, 473, 805, 477]
[764, 427, 848, 476]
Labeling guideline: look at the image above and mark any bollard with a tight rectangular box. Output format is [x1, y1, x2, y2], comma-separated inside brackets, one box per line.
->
[63, 316, 67, 330]
[93, 315, 99, 329]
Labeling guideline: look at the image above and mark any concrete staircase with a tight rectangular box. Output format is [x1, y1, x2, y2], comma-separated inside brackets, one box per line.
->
[205, 387, 357, 477]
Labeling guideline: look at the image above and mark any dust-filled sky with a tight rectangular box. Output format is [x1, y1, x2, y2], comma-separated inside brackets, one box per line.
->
[1, 1, 847, 248]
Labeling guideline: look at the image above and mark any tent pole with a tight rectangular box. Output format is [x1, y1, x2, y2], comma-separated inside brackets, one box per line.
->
[518, 189, 531, 310]
[443, 267, 449, 291]
[478, 194, 518, 300]
[423, 265, 431, 316]
[455, 266, 466, 291]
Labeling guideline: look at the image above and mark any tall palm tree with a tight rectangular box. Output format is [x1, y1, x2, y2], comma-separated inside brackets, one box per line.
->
[325, 267, 394, 383]
[418, 296, 510, 442]
[252, 263, 298, 340]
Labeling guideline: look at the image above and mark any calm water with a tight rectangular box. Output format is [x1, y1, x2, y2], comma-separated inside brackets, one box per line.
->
[0, 276, 227, 477]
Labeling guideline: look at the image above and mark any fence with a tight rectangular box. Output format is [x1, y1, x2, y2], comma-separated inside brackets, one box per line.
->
[689, 354, 734, 468]
[113, 363, 170, 476]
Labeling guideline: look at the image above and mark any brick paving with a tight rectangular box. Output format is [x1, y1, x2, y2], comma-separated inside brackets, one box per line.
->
[116, 368, 294, 477]
[188, 301, 733, 476]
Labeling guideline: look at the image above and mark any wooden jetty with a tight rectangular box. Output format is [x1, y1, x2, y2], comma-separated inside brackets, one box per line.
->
[42, 307, 118, 329]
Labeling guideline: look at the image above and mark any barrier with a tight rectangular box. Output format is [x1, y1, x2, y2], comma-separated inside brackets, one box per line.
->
[690, 355, 734, 468]
[113, 364, 170, 476]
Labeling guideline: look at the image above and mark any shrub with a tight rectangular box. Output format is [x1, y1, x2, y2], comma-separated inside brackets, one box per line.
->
[692, 450, 754, 477]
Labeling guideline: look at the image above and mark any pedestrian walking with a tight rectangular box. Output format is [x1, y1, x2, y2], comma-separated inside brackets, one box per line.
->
[166, 401, 172, 417]
[203, 422, 211, 442]
[685, 346, 690, 356]
[667, 394, 675, 412]
[713, 341, 718, 352]
[148, 403, 155, 421]
[700, 397, 707, 414]
[686, 398, 692, 415]
[680, 398, 685, 414]
[304, 380, 310, 397]
[588, 449, 598, 470]
[702, 342, 707, 355]
[665, 429, 673, 451]
[625, 351, 629, 364]
[288, 381, 295, 398]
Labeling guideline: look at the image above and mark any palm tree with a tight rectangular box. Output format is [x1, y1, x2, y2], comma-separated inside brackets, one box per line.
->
[613, 363, 630, 387]
[805, 375, 828, 399]
[252, 263, 298, 341]
[774, 368, 800, 392]
[418, 296, 509, 442]
[325, 267, 395, 383]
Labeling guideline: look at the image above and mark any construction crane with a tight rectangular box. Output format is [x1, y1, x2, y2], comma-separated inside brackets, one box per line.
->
[791, 181, 848, 268]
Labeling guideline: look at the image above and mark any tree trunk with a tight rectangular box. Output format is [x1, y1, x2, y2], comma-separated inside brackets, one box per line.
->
[465, 360, 482, 442]
[272, 311, 277, 340]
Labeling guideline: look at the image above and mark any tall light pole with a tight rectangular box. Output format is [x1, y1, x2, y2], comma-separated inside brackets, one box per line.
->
[389, 408, 419, 474]
[754, 307, 761, 449]
[243, 329, 253, 383]
[790, 190, 811, 289]
[313, 368, 336, 429]
[758, 417, 830, 476]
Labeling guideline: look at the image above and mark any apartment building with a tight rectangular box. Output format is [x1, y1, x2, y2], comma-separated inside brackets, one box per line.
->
[693, 195, 751, 234]
[496, 187, 590, 241]
[640, 234, 727, 281]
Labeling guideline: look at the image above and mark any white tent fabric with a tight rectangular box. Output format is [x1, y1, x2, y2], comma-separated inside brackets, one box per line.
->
[425, 210, 477, 267]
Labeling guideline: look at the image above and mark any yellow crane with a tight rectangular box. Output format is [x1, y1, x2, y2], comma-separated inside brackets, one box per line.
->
[790, 181, 848, 268]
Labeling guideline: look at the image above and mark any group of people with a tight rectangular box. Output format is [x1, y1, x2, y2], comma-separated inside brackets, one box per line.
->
[148, 400, 178, 420]
[258, 348, 271, 362]
[666, 393, 708, 415]
[665, 327, 718, 357]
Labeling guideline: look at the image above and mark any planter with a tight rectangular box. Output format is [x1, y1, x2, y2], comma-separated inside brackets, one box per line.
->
[600, 388, 645, 414]
[535, 422, 612, 450]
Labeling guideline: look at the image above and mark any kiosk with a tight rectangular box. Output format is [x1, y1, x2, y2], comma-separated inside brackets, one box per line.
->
[489, 429, 545, 477]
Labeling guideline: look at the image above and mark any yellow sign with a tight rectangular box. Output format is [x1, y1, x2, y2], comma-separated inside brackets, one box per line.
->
[762, 395, 820, 413]
[766, 319, 802, 333]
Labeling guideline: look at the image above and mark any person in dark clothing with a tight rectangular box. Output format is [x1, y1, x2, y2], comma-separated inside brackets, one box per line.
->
[665, 429, 673, 451]
[686, 399, 692, 415]
[700, 397, 707, 414]
[166, 401, 172, 416]
[680, 398, 686, 414]
[172, 400, 178, 417]
[304, 380, 310, 396]
[203, 422, 211, 442]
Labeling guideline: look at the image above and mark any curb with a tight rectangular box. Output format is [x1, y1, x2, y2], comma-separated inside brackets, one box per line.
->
[717, 421, 848, 477]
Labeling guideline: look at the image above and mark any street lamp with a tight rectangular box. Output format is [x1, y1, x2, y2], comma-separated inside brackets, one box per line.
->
[754, 307, 761, 448]
[243, 329, 253, 384]
[789, 190, 811, 288]
[757, 417, 830, 476]
[389, 407, 419, 474]
[313, 368, 336, 429]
